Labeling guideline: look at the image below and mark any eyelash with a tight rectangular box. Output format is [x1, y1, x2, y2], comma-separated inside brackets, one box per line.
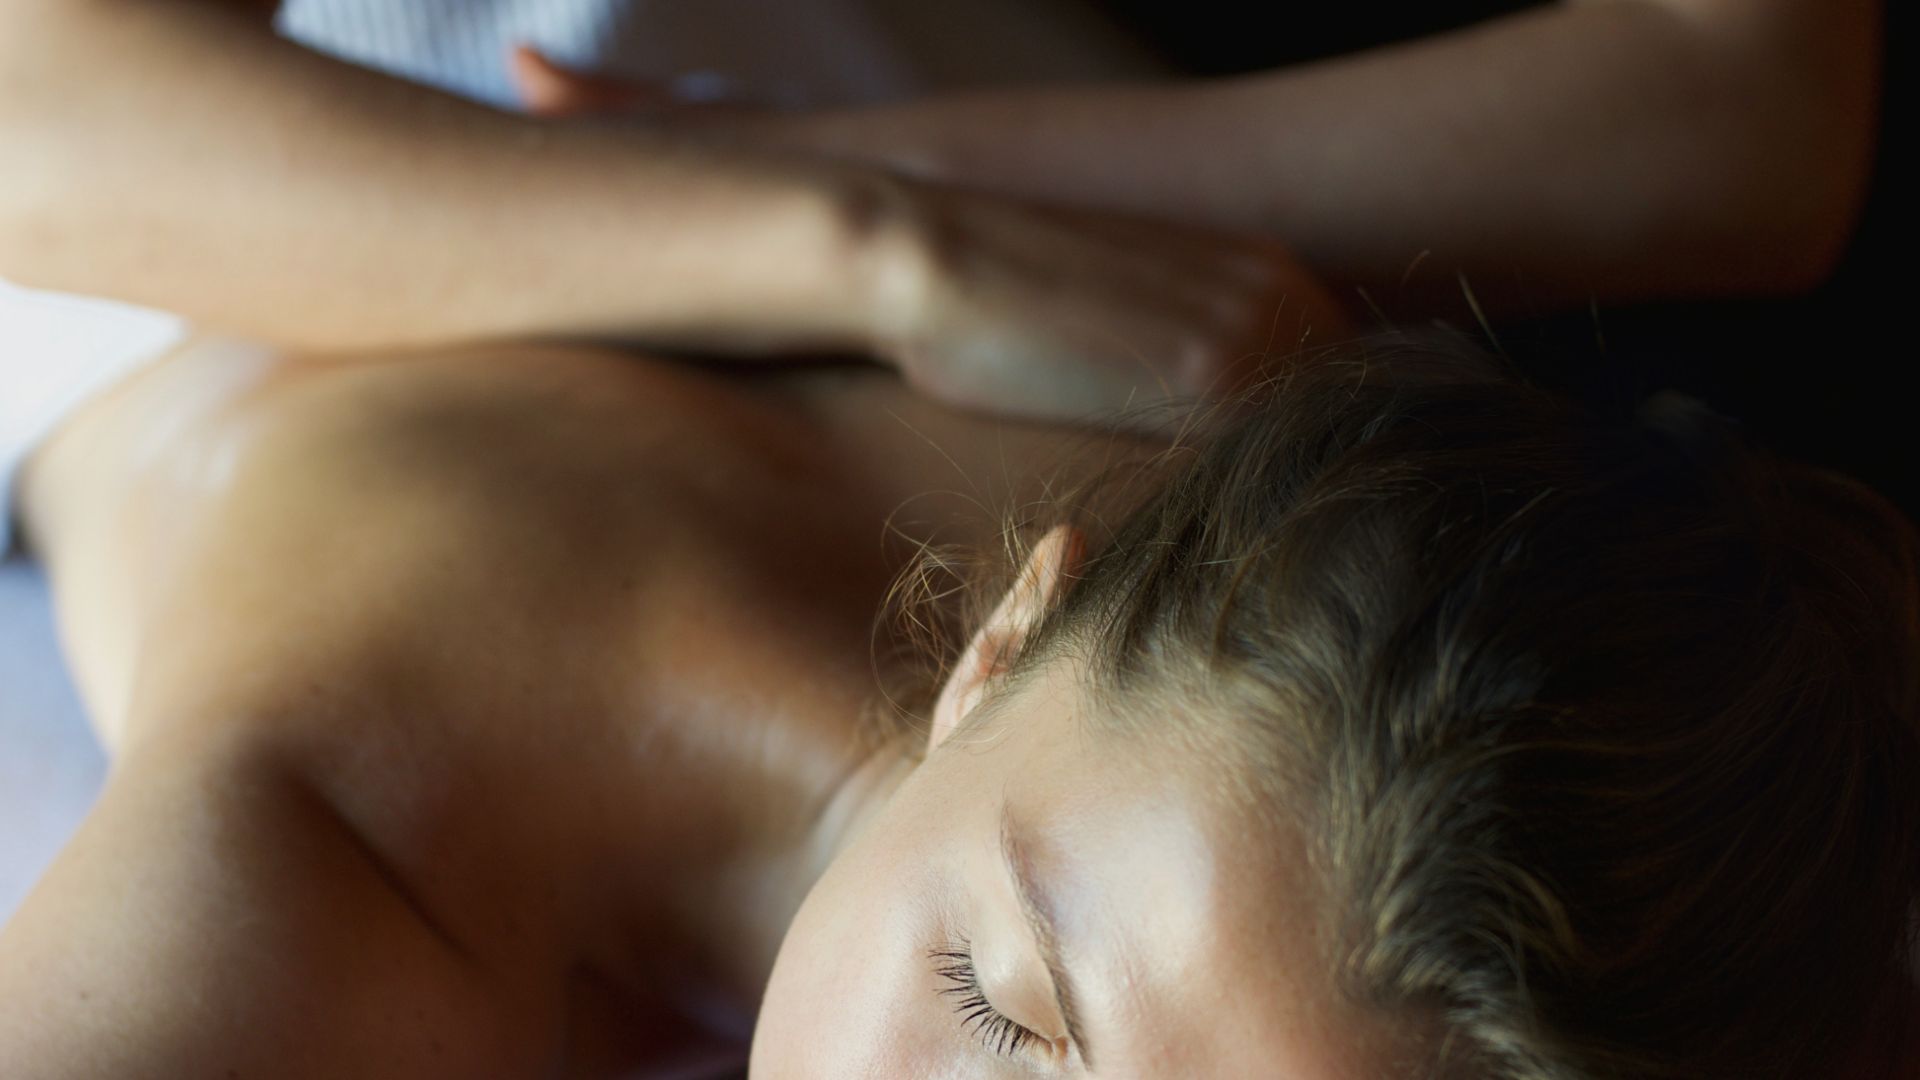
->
[928, 941, 1043, 1059]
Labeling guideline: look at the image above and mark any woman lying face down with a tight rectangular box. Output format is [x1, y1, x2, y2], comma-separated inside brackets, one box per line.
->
[757, 550, 1424, 1078]
[2, 338, 1912, 1079]
[755, 352, 1920, 1078]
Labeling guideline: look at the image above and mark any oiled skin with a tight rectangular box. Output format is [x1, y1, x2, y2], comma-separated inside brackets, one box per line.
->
[0, 340, 1115, 1078]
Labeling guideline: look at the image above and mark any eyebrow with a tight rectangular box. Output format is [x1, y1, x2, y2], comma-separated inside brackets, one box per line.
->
[999, 803, 1096, 1070]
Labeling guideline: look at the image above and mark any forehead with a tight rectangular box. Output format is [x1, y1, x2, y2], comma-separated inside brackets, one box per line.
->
[956, 667, 1410, 1078]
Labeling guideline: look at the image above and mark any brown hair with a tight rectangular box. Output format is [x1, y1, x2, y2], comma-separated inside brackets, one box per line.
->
[957, 336, 1920, 1078]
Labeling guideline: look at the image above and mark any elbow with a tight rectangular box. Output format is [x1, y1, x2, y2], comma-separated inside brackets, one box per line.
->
[1675, 0, 1880, 294]
[1716, 115, 1876, 297]
[1732, 66, 1878, 294]
[1761, 196, 1864, 296]
[1689, 131, 1874, 297]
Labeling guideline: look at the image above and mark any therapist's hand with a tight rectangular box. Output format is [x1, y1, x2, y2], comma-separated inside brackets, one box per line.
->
[511, 46, 1351, 421]
[854, 181, 1349, 420]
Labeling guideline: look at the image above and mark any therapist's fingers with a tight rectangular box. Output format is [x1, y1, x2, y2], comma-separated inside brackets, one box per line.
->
[876, 188, 1351, 424]
[508, 45, 675, 118]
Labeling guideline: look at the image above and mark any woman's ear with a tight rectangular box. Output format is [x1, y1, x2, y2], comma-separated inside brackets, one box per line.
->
[927, 525, 1085, 750]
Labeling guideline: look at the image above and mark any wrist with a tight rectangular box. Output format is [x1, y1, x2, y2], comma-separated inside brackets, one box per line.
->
[811, 167, 938, 365]
[581, 144, 917, 354]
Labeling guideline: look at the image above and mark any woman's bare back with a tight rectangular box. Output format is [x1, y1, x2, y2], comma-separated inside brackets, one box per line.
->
[2, 339, 1113, 1077]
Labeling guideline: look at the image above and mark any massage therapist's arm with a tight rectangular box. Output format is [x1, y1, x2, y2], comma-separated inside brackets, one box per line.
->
[0, 0, 892, 353]
[0, 0, 1350, 416]
[739, 0, 1879, 315]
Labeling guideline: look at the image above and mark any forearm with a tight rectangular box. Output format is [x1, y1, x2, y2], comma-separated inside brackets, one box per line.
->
[779, 0, 1879, 313]
[0, 0, 881, 351]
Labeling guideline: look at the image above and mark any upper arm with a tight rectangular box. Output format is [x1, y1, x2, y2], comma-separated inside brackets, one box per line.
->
[0, 726, 557, 1079]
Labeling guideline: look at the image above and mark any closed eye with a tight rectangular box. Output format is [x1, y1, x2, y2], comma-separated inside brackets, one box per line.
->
[929, 942, 1044, 1059]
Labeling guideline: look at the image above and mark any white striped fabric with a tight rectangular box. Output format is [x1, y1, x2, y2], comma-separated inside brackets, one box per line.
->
[278, 0, 643, 110]
[275, 0, 1160, 111]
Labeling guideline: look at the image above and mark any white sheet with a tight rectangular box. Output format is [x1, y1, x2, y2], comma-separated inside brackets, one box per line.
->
[0, 559, 104, 925]
[0, 280, 188, 557]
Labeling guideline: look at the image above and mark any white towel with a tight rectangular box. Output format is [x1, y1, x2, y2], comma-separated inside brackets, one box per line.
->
[0, 283, 186, 557]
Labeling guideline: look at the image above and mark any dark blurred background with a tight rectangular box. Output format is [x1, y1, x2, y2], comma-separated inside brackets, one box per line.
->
[1102, 0, 1913, 520]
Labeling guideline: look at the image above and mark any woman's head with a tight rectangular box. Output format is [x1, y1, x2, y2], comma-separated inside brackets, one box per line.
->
[754, 339, 1920, 1078]
[754, 524, 1434, 1077]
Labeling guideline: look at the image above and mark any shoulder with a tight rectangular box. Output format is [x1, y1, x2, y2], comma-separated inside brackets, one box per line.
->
[0, 712, 563, 1079]
[28, 340, 830, 736]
